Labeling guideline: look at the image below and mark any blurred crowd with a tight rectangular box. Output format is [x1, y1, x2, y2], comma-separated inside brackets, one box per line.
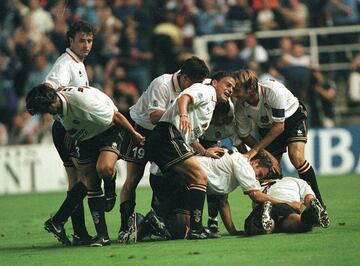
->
[0, 0, 359, 146]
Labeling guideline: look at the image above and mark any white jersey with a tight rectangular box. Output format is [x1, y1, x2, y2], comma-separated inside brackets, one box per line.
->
[200, 99, 242, 146]
[149, 151, 261, 195]
[129, 71, 182, 130]
[234, 78, 299, 138]
[261, 176, 315, 202]
[44, 48, 89, 89]
[160, 83, 217, 145]
[55, 86, 117, 141]
[197, 152, 261, 195]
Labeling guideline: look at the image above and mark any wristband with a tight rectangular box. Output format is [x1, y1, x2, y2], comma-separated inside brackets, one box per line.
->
[180, 114, 188, 118]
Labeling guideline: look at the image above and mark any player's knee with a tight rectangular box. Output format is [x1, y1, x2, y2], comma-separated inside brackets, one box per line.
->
[97, 164, 115, 180]
[191, 170, 207, 185]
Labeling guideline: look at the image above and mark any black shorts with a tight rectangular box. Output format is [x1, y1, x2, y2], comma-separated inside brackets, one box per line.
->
[71, 126, 122, 165]
[244, 203, 297, 234]
[146, 122, 194, 172]
[52, 120, 74, 167]
[258, 102, 308, 157]
[119, 117, 152, 165]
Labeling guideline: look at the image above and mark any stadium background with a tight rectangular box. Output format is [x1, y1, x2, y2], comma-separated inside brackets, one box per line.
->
[1, 2, 360, 265]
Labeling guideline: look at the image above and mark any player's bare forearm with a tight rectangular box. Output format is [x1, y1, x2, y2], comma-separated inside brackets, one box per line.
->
[149, 110, 165, 125]
[252, 122, 284, 153]
[248, 190, 287, 205]
[177, 95, 192, 133]
[113, 111, 144, 144]
[218, 197, 239, 235]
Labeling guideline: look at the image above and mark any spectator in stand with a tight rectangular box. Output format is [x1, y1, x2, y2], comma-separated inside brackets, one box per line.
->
[211, 40, 248, 72]
[25, 54, 52, 94]
[119, 24, 153, 92]
[28, 0, 54, 34]
[280, 0, 309, 29]
[328, 0, 359, 26]
[310, 70, 336, 127]
[279, 42, 313, 104]
[0, 49, 20, 129]
[193, 0, 228, 35]
[226, 0, 252, 32]
[240, 33, 269, 67]
[251, 0, 285, 32]
[306, 0, 329, 27]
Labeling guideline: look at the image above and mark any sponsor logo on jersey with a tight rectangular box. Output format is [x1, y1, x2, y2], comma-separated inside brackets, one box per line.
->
[153, 100, 159, 107]
[79, 70, 83, 77]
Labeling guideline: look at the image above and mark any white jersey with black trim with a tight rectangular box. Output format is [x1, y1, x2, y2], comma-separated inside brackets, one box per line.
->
[200, 99, 242, 146]
[44, 48, 89, 89]
[160, 83, 217, 145]
[54, 86, 117, 141]
[234, 78, 299, 138]
[129, 71, 182, 130]
[197, 151, 261, 195]
[261, 176, 315, 202]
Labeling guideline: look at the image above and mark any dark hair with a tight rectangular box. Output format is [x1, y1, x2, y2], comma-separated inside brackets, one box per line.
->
[211, 71, 236, 82]
[250, 151, 273, 169]
[66, 20, 95, 44]
[26, 84, 58, 115]
[179, 56, 209, 82]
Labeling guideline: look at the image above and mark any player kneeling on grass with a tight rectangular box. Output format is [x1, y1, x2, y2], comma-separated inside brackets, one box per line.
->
[244, 174, 330, 236]
[26, 84, 145, 247]
[123, 150, 302, 242]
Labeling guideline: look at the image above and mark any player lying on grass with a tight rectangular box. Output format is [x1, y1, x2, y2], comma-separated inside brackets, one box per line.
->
[123, 150, 302, 242]
[26, 84, 144, 247]
[244, 174, 330, 236]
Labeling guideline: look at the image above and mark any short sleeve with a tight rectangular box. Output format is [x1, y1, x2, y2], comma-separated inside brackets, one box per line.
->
[232, 154, 261, 192]
[44, 63, 71, 89]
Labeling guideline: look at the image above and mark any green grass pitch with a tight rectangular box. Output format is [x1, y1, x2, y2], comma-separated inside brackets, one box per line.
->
[1, 174, 359, 266]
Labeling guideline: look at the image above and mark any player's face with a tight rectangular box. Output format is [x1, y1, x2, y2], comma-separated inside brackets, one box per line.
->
[213, 76, 235, 103]
[251, 160, 270, 180]
[70, 32, 93, 60]
[232, 85, 249, 104]
[254, 165, 270, 180]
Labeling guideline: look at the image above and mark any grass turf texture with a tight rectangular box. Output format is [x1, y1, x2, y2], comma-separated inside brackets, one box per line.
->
[0, 174, 359, 266]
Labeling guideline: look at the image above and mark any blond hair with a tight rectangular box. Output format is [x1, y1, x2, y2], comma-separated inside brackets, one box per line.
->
[235, 69, 258, 91]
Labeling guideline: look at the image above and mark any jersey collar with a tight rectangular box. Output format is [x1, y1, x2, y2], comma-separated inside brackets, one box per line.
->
[172, 70, 182, 92]
[57, 92, 68, 116]
[66, 48, 81, 63]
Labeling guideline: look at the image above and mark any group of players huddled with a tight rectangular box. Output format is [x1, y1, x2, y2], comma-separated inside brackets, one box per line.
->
[25, 20, 330, 247]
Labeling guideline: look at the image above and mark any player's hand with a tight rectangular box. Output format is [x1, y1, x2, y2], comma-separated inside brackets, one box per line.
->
[179, 116, 192, 134]
[244, 149, 258, 161]
[264, 151, 281, 175]
[205, 146, 225, 159]
[133, 132, 145, 145]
